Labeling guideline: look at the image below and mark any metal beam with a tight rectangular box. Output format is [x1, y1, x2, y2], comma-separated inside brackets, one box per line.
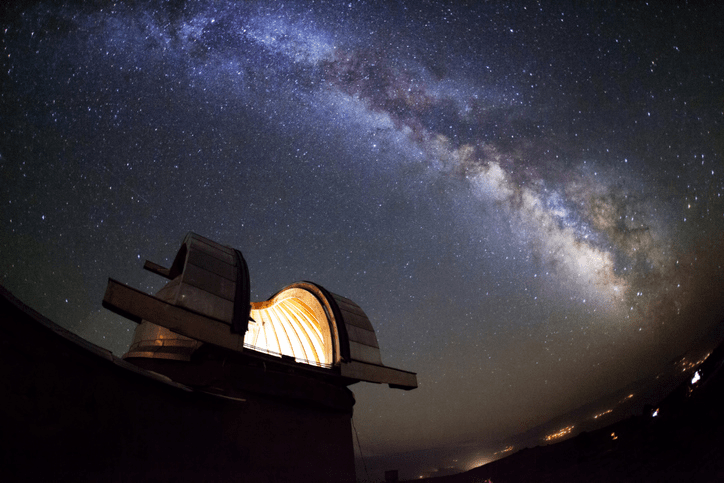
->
[143, 260, 172, 279]
[340, 360, 417, 390]
[102, 278, 245, 354]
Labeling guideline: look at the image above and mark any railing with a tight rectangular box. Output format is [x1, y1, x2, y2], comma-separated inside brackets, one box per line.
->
[243, 343, 333, 369]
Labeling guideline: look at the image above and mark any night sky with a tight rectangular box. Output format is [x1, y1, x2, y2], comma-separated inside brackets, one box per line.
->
[2, 0, 724, 479]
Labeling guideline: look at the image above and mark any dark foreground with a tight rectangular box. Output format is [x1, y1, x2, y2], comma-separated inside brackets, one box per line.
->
[416, 328, 724, 482]
[0, 285, 356, 482]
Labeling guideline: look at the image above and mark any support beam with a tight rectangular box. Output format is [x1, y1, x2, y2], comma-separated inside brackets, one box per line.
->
[143, 260, 172, 279]
[340, 360, 417, 390]
[102, 278, 245, 354]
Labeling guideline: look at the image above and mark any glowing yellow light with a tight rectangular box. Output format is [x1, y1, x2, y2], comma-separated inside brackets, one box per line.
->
[593, 409, 612, 419]
[247, 287, 334, 367]
[611, 432, 618, 440]
[679, 353, 710, 372]
[465, 456, 493, 471]
[493, 445, 514, 456]
[544, 425, 574, 441]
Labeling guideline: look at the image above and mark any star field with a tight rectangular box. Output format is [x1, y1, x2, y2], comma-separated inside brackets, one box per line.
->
[2, 1, 724, 479]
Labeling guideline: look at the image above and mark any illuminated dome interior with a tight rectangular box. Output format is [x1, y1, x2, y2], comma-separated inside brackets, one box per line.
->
[246, 287, 334, 367]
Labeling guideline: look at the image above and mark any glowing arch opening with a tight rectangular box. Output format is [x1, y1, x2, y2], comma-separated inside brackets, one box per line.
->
[245, 287, 334, 367]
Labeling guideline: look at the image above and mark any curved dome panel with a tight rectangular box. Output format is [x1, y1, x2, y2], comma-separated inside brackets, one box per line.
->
[246, 288, 334, 367]
[109, 232, 416, 388]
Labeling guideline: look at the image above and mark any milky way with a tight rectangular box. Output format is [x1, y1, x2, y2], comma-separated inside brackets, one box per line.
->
[2, 1, 724, 479]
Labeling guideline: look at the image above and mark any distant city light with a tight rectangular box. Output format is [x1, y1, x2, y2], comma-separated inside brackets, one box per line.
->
[593, 409, 612, 419]
[678, 353, 710, 373]
[545, 426, 574, 441]
[464, 456, 493, 471]
[691, 370, 701, 384]
[611, 432, 618, 440]
[493, 445, 514, 456]
[652, 408, 659, 417]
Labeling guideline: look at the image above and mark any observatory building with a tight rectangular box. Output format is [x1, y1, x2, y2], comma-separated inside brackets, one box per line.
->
[0, 232, 415, 482]
[111, 232, 417, 389]
[104, 232, 417, 480]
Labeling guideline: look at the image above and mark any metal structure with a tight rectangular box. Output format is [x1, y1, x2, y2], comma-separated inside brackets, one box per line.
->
[0, 232, 416, 482]
[105, 232, 417, 390]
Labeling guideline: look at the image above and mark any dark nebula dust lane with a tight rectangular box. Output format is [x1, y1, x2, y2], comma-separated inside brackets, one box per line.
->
[2, 0, 724, 478]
